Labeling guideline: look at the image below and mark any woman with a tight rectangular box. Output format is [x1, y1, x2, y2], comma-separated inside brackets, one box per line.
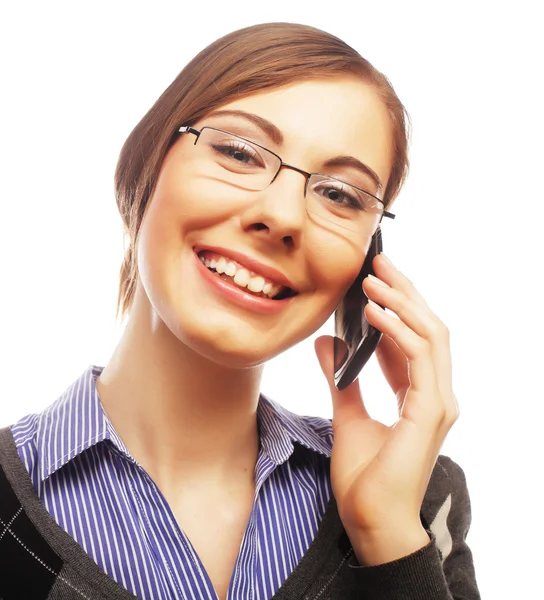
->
[0, 22, 480, 600]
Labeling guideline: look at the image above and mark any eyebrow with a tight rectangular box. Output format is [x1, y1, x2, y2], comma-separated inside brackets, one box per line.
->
[205, 109, 383, 193]
[322, 157, 383, 194]
[207, 110, 284, 145]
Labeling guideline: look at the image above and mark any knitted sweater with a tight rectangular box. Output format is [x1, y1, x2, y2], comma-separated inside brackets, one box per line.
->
[0, 426, 480, 599]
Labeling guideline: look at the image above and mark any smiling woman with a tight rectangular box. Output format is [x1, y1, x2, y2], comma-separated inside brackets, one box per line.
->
[133, 77, 395, 368]
[0, 23, 480, 600]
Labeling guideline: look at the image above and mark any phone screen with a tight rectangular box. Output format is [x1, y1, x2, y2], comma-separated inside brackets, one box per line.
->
[333, 227, 383, 390]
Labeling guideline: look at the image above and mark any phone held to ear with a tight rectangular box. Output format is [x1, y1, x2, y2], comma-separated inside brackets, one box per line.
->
[334, 227, 384, 391]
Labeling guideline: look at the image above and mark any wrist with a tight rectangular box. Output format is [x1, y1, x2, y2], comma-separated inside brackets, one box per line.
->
[347, 524, 431, 567]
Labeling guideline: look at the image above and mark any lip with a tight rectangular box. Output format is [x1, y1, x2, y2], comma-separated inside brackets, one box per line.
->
[193, 245, 298, 292]
[193, 250, 295, 314]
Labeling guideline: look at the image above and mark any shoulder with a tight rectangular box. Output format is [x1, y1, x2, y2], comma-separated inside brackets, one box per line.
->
[2, 413, 40, 476]
[9, 412, 40, 450]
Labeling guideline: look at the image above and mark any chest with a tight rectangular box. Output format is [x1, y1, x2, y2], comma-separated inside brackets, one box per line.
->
[170, 492, 255, 600]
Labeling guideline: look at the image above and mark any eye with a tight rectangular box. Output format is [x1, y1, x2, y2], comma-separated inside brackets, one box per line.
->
[312, 180, 366, 210]
[211, 140, 266, 168]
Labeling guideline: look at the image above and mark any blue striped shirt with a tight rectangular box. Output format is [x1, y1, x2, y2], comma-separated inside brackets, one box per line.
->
[10, 365, 335, 600]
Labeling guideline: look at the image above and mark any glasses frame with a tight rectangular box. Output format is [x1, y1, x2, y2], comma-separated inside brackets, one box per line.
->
[178, 126, 396, 222]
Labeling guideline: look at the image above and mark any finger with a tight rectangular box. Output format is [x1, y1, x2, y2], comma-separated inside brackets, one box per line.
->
[371, 254, 430, 309]
[364, 277, 456, 416]
[364, 255, 451, 387]
[314, 335, 371, 422]
[375, 333, 411, 406]
[365, 255, 459, 430]
[365, 302, 458, 435]
[363, 276, 449, 349]
[376, 332, 407, 378]
[363, 302, 438, 395]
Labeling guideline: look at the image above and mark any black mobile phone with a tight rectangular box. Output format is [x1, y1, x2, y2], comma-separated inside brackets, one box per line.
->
[333, 227, 383, 390]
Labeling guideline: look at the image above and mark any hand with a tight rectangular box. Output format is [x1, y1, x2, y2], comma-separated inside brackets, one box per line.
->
[314, 253, 459, 565]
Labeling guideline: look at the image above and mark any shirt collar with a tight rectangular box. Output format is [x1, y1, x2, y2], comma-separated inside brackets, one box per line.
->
[257, 393, 332, 463]
[36, 366, 331, 482]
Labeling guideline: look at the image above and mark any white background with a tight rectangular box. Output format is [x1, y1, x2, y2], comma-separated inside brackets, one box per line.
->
[1, 1, 542, 597]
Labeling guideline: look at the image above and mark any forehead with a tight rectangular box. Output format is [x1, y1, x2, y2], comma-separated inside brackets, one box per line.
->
[202, 78, 394, 190]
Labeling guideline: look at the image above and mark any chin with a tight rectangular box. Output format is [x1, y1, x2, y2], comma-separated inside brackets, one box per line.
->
[161, 310, 270, 366]
[149, 280, 331, 369]
[183, 331, 280, 369]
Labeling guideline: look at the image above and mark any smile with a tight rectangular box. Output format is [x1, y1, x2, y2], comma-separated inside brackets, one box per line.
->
[197, 250, 297, 300]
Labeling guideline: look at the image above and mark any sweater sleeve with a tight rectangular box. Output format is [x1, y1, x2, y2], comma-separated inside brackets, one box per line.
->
[344, 455, 481, 599]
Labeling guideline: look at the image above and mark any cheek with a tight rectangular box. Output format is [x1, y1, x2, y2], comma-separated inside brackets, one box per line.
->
[133, 167, 252, 308]
[152, 154, 252, 232]
[151, 168, 210, 231]
[307, 233, 368, 308]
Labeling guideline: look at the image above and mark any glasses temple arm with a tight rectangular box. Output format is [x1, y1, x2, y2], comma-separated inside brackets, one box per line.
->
[178, 126, 201, 136]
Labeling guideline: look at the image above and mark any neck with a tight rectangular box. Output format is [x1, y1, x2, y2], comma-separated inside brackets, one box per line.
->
[96, 288, 263, 496]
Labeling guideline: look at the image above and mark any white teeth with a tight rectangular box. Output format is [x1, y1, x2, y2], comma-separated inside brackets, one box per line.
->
[215, 257, 226, 274]
[199, 252, 290, 299]
[233, 268, 250, 288]
[224, 261, 237, 277]
[247, 275, 265, 293]
[269, 283, 281, 297]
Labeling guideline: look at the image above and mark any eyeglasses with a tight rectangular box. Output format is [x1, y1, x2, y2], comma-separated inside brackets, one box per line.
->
[178, 126, 395, 236]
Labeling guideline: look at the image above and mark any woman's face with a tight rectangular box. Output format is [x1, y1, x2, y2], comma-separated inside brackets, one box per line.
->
[136, 77, 394, 367]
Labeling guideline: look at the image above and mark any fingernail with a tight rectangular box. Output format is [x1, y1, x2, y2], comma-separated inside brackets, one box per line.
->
[367, 274, 389, 288]
[367, 299, 383, 311]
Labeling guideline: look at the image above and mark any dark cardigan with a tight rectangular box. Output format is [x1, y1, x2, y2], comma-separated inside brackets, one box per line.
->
[0, 426, 480, 599]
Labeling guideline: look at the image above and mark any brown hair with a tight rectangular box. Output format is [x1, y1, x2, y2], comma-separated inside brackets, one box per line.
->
[115, 22, 411, 317]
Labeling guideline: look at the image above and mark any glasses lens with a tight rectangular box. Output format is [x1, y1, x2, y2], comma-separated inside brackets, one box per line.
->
[305, 174, 384, 236]
[193, 128, 383, 237]
[197, 128, 279, 190]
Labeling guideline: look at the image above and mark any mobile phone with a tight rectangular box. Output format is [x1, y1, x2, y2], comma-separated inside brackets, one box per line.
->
[333, 227, 383, 390]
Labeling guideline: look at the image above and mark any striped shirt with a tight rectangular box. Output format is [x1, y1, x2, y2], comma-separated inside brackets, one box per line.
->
[10, 365, 335, 600]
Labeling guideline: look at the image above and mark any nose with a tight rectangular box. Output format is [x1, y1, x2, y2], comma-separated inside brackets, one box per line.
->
[239, 167, 308, 249]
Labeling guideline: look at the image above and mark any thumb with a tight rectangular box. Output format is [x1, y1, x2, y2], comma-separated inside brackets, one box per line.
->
[313, 335, 338, 391]
[314, 335, 370, 421]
